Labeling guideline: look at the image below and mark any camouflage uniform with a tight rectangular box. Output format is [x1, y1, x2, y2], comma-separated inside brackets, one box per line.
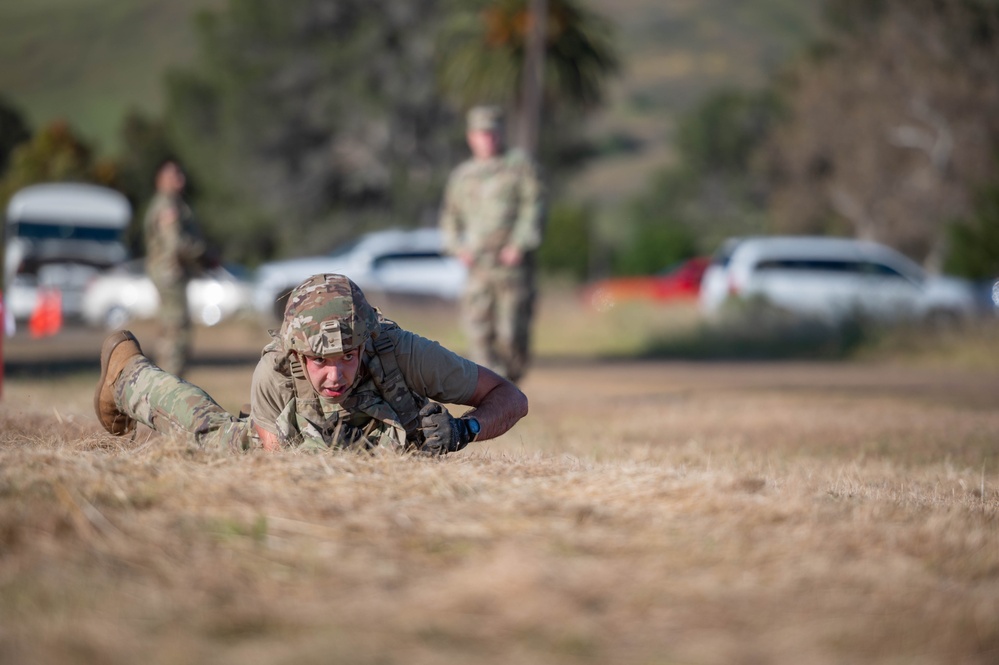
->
[144, 191, 205, 377]
[113, 355, 249, 452]
[440, 107, 544, 383]
[111, 274, 479, 452]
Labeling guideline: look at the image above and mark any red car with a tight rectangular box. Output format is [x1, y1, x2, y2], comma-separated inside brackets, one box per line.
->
[582, 256, 710, 311]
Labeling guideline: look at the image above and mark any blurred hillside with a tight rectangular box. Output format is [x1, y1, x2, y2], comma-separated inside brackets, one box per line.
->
[0, 0, 226, 155]
[573, 0, 820, 203]
[0, 0, 820, 207]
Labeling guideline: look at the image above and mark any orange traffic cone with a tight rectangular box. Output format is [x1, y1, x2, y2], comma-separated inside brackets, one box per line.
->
[29, 288, 63, 338]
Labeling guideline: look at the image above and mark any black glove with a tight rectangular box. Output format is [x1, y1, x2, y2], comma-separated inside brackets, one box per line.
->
[418, 403, 470, 455]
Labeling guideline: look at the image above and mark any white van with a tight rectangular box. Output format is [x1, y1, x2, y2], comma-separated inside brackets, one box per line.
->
[4, 183, 132, 323]
[699, 235, 978, 322]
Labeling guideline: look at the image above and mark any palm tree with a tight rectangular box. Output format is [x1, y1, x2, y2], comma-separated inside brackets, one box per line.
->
[437, 0, 619, 157]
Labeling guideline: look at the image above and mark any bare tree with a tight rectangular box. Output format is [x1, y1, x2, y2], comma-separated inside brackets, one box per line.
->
[516, 0, 547, 156]
[762, 0, 999, 269]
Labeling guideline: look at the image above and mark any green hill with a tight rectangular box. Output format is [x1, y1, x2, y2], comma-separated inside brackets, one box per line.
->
[0, 0, 225, 153]
[0, 0, 820, 205]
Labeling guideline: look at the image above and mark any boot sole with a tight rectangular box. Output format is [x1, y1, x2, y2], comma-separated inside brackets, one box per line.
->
[93, 330, 142, 434]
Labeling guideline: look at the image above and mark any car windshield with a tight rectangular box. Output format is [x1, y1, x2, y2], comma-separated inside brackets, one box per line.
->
[711, 239, 741, 267]
[10, 220, 123, 243]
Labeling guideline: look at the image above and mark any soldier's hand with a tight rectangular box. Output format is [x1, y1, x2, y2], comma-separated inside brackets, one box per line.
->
[159, 207, 179, 229]
[458, 250, 475, 268]
[418, 403, 470, 455]
[499, 245, 523, 267]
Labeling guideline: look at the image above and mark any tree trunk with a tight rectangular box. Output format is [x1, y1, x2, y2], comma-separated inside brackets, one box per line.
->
[516, 0, 547, 158]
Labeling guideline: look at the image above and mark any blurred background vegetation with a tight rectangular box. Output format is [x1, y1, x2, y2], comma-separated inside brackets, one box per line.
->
[1, 0, 998, 282]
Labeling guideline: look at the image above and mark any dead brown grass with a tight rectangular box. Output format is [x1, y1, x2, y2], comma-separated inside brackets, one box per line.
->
[2, 301, 998, 664]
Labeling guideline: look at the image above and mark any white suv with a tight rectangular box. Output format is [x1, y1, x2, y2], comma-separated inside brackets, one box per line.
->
[253, 228, 466, 320]
[699, 236, 978, 322]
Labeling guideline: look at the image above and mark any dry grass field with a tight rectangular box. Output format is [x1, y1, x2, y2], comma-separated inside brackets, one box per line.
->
[2, 295, 998, 665]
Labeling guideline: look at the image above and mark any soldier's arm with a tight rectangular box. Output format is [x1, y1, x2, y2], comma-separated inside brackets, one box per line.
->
[253, 423, 283, 451]
[159, 204, 179, 230]
[459, 366, 528, 441]
[510, 158, 545, 252]
[394, 329, 527, 445]
[438, 173, 464, 255]
[249, 352, 290, 451]
[177, 206, 208, 268]
[178, 231, 207, 267]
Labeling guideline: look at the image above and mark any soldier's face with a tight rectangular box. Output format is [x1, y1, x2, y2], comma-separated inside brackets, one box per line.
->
[467, 129, 502, 159]
[157, 162, 186, 194]
[301, 351, 362, 402]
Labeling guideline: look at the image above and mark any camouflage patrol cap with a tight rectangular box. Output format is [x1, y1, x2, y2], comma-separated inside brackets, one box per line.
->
[280, 274, 378, 356]
[467, 105, 503, 132]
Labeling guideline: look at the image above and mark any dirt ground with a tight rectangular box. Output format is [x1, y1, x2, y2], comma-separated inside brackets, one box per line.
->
[4, 311, 998, 430]
[2, 310, 998, 665]
[3, 311, 999, 473]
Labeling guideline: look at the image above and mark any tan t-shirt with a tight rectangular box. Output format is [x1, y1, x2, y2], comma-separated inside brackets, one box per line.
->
[250, 326, 479, 437]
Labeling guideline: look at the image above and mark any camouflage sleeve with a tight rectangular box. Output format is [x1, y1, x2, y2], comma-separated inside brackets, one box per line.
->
[438, 169, 464, 255]
[179, 226, 207, 267]
[177, 201, 208, 269]
[143, 195, 166, 236]
[390, 328, 479, 405]
[164, 203, 185, 253]
[510, 155, 545, 252]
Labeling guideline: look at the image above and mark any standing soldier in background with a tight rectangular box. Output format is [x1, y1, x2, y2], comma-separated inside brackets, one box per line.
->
[144, 157, 206, 378]
[439, 105, 545, 384]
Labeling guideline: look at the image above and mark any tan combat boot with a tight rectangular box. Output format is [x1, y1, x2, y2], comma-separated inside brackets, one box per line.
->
[93, 330, 143, 435]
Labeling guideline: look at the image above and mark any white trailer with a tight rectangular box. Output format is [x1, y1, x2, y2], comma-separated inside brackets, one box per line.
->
[3, 182, 132, 325]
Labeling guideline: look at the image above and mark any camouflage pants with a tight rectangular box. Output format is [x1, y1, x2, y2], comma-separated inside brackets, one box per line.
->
[115, 355, 252, 452]
[152, 279, 192, 377]
[463, 262, 535, 383]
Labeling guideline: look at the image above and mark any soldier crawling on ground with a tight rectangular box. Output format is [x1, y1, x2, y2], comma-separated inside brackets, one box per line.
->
[93, 273, 528, 454]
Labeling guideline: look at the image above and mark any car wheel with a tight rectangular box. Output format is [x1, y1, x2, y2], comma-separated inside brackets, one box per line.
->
[104, 306, 132, 330]
[925, 308, 961, 330]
